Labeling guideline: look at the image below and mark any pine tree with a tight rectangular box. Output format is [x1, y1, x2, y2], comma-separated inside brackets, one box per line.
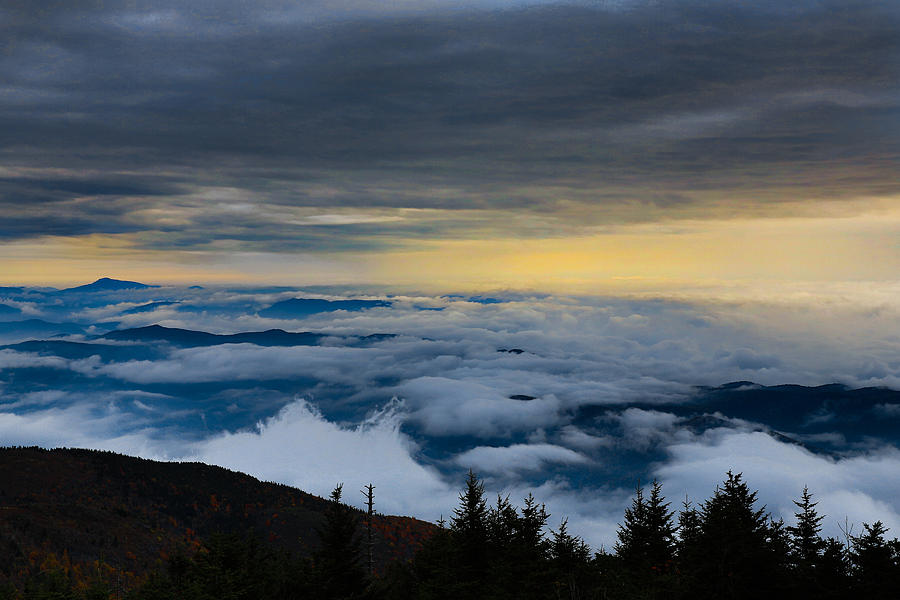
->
[676, 496, 701, 554]
[787, 487, 826, 567]
[550, 519, 592, 600]
[689, 471, 777, 599]
[616, 481, 676, 571]
[766, 517, 793, 593]
[850, 521, 896, 599]
[615, 484, 648, 563]
[615, 481, 676, 598]
[673, 496, 703, 596]
[817, 537, 850, 599]
[783, 486, 827, 598]
[485, 494, 519, 599]
[487, 494, 518, 549]
[448, 471, 490, 599]
[512, 493, 552, 600]
[314, 484, 367, 599]
[518, 493, 550, 555]
[451, 471, 488, 542]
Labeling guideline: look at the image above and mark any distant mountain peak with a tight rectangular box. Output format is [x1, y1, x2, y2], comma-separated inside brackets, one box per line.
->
[259, 297, 392, 319]
[61, 277, 158, 292]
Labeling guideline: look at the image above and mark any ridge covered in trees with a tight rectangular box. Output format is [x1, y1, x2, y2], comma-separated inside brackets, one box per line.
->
[2, 448, 900, 599]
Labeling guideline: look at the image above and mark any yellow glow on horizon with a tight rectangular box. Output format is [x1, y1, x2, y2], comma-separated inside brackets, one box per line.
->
[3, 211, 900, 295]
[368, 212, 900, 292]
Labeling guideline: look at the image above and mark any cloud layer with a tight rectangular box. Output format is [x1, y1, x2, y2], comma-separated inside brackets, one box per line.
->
[1, 282, 900, 546]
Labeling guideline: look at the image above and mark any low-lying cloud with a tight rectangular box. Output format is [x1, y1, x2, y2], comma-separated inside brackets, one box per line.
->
[1, 283, 900, 547]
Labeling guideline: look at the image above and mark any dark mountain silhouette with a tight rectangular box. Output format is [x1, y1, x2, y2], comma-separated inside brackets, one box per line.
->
[0, 303, 21, 319]
[442, 294, 506, 304]
[120, 301, 179, 315]
[0, 447, 434, 590]
[99, 324, 318, 346]
[60, 277, 157, 293]
[1, 340, 163, 362]
[690, 382, 900, 439]
[97, 324, 394, 348]
[259, 298, 392, 319]
[575, 381, 900, 450]
[0, 319, 85, 340]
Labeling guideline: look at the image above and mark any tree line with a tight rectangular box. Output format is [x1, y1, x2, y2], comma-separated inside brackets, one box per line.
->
[8, 471, 900, 599]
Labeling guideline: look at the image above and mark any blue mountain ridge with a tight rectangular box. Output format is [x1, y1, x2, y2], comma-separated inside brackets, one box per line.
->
[59, 277, 158, 293]
[0, 319, 85, 338]
[120, 301, 179, 315]
[0, 304, 22, 318]
[572, 382, 900, 448]
[96, 324, 396, 348]
[258, 297, 392, 318]
[1, 340, 163, 362]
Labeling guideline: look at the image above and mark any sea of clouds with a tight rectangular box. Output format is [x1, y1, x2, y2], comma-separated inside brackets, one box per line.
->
[2, 282, 900, 547]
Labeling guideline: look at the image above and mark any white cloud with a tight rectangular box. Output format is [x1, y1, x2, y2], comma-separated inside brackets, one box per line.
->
[192, 398, 458, 518]
[656, 430, 900, 541]
[0, 350, 70, 370]
[455, 443, 590, 475]
[397, 377, 565, 437]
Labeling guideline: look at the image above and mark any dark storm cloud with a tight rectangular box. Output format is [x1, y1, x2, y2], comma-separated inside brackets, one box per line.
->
[1, 0, 898, 249]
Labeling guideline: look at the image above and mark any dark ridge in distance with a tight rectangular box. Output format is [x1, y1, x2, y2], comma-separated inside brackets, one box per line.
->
[96, 324, 396, 348]
[59, 277, 157, 293]
[259, 297, 392, 319]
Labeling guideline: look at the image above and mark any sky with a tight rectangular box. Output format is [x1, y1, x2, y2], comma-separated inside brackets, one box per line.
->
[1, 0, 898, 291]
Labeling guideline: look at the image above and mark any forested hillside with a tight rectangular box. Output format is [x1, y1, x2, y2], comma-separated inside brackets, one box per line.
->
[0, 448, 432, 597]
[2, 448, 900, 599]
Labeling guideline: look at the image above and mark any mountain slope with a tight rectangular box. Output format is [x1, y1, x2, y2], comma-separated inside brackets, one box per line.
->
[60, 278, 157, 293]
[259, 298, 391, 319]
[97, 324, 395, 348]
[0, 447, 434, 589]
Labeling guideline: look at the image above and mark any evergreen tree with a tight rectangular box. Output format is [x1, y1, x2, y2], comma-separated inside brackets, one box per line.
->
[314, 484, 367, 599]
[451, 471, 488, 545]
[511, 494, 552, 600]
[448, 471, 490, 599]
[487, 494, 518, 550]
[851, 521, 896, 599]
[407, 523, 457, 600]
[616, 484, 648, 561]
[675, 496, 701, 556]
[766, 517, 793, 593]
[688, 471, 778, 600]
[787, 487, 826, 567]
[517, 493, 550, 556]
[485, 494, 519, 599]
[673, 497, 703, 597]
[615, 481, 676, 598]
[549, 519, 591, 600]
[786, 487, 827, 598]
[615, 480, 676, 575]
[817, 537, 850, 599]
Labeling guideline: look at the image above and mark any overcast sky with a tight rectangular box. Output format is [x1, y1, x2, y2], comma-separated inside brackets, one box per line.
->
[0, 0, 897, 289]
